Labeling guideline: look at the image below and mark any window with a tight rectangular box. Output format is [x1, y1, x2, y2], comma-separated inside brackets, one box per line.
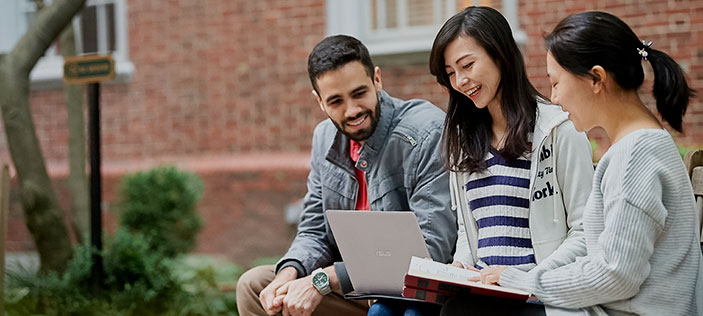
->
[79, 1, 118, 54]
[0, 0, 133, 88]
[326, 0, 525, 56]
[0, 1, 31, 54]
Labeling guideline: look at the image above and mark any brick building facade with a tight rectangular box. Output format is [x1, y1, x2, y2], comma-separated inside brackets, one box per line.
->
[2, 0, 701, 267]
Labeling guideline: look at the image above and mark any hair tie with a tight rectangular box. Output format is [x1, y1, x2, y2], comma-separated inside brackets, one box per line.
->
[637, 40, 653, 61]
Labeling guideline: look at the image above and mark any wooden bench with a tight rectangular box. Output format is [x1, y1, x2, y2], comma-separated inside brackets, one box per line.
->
[683, 150, 703, 252]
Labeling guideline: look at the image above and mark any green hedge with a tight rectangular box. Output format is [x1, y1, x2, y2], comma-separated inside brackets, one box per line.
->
[118, 165, 204, 257]
[4, 166, 240, 316]
[4, 229, 241, 315]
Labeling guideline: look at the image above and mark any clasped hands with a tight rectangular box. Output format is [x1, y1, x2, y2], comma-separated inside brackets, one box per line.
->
[259, 267, 325, 316]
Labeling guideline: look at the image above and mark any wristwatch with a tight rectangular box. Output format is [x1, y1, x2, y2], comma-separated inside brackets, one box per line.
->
[311, 268, 332, 295]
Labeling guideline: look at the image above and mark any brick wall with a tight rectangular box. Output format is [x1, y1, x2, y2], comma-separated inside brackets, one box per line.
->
[4, 0, 330, 267]
[2, 0, 702, 267]
[0, 0, 328, 165]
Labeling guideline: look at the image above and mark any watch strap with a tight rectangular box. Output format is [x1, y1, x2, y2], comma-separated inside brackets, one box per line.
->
[312, 268, 332, 295]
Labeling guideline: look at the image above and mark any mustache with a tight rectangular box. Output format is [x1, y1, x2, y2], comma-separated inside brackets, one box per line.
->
[341, 111, 372, 125]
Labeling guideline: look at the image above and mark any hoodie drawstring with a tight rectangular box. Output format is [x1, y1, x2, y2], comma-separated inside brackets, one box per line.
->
[450, 172, 458, 211]
[552, 128, 560, 223]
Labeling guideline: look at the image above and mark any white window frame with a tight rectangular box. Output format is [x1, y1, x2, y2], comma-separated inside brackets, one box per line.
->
[0, 1, 21, 54]
[500, 0, 527, 46]
[326, 0, 526, 56]
[21, 0, 134, 88]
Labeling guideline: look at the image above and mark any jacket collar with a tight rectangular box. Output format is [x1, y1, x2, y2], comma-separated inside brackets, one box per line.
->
[359, 91, 395, 160]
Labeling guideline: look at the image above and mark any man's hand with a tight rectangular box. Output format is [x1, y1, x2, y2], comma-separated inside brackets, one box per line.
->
[276, 274, 323, 316]
[259, 266, 298, 315]
[276, 266, 339, 316]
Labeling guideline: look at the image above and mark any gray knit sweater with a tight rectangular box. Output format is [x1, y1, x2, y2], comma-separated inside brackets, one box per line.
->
[500, 129, 703, 316]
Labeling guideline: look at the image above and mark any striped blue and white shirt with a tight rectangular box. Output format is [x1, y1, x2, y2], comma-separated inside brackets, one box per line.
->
[465, 148, 536, 271]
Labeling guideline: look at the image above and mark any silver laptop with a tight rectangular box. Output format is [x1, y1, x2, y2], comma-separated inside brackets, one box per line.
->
[326, 210, 431, 296]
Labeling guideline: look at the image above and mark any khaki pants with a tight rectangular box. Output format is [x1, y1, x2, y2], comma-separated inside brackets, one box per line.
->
[236, 265, 370, 316]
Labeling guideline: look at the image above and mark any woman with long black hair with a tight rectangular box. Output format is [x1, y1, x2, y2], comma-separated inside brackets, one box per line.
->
[428, 6, 594, 315]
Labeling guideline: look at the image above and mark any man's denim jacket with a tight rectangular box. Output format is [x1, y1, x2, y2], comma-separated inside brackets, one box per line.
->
[276, 91, 457, 293]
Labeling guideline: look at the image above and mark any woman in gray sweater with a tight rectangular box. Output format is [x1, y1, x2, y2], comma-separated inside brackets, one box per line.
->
[478, 11, 703, 316]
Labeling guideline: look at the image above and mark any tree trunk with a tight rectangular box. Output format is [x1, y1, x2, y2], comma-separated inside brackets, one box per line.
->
[59, 23, 89, 244]
[0, 0, 87, 273]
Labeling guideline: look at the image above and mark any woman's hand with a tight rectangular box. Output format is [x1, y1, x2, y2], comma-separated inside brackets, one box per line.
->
[450, 261, 481, 272]
[449, 261, 465, 268]
[473, 266, 508, 285]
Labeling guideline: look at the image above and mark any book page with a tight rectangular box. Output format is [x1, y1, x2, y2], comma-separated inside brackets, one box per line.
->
[407, 256, 531, 298]
[408, 256, 479, 281]
[407, 270, 531, 297]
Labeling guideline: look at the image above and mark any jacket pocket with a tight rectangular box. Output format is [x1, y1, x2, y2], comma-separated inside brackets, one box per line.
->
[532, 233, 567, 246]
[368, 171, 407, 210]
[531, 234, 567, 262]
[320, 164, 356, 200]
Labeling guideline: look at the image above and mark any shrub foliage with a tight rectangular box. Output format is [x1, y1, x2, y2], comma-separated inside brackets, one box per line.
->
[4, 166, 240, 315]
[118, 165, 204, 256]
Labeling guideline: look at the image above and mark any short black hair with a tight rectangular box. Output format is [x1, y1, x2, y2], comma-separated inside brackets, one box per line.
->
[307, 35, 375, 93]
[546, 11, 695, 132]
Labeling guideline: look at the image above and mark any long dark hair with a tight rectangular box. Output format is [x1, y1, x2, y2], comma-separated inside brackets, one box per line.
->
[546, 11, 695, 132]
[430, 6, 542, 173]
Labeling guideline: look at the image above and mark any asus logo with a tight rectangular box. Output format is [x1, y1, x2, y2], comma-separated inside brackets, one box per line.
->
[375, 251, 391, 257]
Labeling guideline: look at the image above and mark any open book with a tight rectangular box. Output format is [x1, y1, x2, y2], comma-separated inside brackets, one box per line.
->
[403, 256, 532, 303]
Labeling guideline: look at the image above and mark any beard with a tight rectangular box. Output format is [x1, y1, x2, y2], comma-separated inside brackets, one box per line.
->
[332, 96, 381, 142]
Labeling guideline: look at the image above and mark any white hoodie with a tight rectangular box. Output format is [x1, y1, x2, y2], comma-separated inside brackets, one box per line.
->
[450, 102, 597, 316]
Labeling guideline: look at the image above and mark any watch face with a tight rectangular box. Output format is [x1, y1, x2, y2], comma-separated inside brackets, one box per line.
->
[312, 272, 328, 287]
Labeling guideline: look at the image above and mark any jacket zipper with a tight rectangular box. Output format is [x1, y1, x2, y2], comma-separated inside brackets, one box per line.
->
[529, 135, 550, 201]
[530, 129, 560, 223]
[352, 184, 359, 209]
[393, 131, 417, 147]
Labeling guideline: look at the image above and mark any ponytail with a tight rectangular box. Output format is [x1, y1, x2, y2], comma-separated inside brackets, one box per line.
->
[546, 11, 696, 133]
[648, 49, 695, 132]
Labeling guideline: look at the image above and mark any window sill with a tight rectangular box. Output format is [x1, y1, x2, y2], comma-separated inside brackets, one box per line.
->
[365, 32, 437, 56]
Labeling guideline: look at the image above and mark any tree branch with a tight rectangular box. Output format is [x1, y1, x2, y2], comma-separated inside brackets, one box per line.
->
[0, 0, 87, 272]
[10, 0, 86, 75]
